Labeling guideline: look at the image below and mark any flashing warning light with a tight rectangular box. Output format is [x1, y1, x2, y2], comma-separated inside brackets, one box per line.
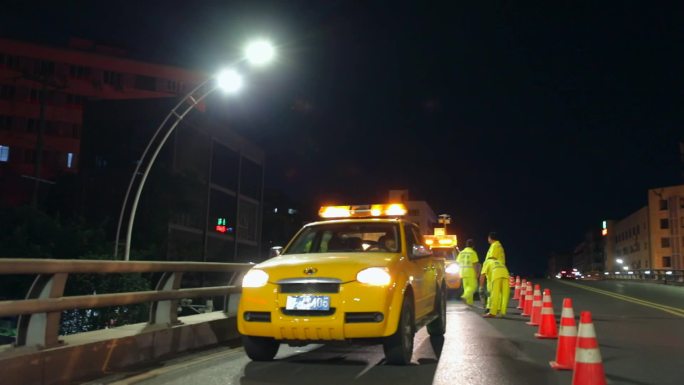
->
[318, 203, 407, 218]
[319, 206, 352, 218]
[424, 234, 457, 249]
[385, 203, 408, 216]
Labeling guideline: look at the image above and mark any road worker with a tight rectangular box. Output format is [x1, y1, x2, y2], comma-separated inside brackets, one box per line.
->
[485, 231, 505, 265]
[456, 239, 480, 305]
[483, 232, 505, 310]
[479, 255, 510, 318]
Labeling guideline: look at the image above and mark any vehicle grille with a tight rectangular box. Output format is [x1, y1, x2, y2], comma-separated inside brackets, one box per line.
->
[345, 312, 384, 323]
[243, 311, 271, 322]
[281, 308, 336, 316]
[279, 282, 340, 294]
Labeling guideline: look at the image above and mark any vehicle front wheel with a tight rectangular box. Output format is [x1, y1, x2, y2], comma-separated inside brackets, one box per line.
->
[383, 294, 415, 365]
[427, 285, 447, 336]
[242, 335, 279, 361]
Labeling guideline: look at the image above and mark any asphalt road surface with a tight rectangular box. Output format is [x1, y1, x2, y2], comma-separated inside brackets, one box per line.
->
[88, 279, 684, 385]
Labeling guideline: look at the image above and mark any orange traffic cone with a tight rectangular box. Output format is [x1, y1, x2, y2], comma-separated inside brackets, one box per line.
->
[517, 279, 527, 310]
[522, 282, 534, 316]
[526, 284, 542, 326]
[550, 298, 577, 370]
[535, 289, 558, 338]
[571, 311, 607, 385]
[513, 276, 521, 300]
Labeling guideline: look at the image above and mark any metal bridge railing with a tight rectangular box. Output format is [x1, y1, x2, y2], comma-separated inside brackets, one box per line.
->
[602, 268, 684, 283]
[0, 259, 252, 349]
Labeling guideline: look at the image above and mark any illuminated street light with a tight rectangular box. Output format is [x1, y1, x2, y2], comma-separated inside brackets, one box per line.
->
[616, 258, 624, 264]
[245, 39, 276, 66]
[216, 69, 244, 94]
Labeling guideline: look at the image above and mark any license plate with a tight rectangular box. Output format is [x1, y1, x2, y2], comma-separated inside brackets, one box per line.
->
[285, 295, 330, 311]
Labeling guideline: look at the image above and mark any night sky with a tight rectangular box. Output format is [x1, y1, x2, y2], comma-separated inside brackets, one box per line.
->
[3, 1, 683, 274]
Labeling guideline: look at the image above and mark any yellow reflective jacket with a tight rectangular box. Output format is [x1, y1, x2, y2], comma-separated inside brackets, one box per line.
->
[456, 247, 479, 278]
[485, 240, 505, 265]
[481, 258, 509, 281]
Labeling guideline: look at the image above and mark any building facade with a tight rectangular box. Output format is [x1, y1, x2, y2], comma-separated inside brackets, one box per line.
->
[388, 189, 437, 235]
[572, 229, 606, 273]
[81, 98, 264, 263]
[0, 37, 203, 206]
[603, 184, 684, 272]
[647, 185, 684, 270]
[603, 207, 650, 272]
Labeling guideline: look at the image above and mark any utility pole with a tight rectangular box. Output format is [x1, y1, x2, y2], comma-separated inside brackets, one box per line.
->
[679, 141, 684, 183]
[18, 68, 66, 208]
[31, 79, 47, 208]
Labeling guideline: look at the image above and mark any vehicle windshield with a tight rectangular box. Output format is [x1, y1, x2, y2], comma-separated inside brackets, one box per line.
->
[285, 222, 401, 254]
[431, 248, 457, 260]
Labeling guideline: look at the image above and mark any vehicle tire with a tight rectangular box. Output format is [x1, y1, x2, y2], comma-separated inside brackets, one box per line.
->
[242, 335, 279, 361]
[427, 284, 447, 336]
[383, 293, 415, 365]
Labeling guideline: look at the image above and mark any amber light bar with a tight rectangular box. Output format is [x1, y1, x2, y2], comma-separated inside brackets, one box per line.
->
[424, 234, 457, 248]
[319, 203, 408, 218]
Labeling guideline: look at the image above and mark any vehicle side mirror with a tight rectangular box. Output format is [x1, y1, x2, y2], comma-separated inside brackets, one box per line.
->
[412, 244, 432, 259]
[269, 246, 283, 258]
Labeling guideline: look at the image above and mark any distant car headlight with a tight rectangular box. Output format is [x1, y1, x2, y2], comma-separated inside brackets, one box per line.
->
[242, 269, 269, 288]
[445, 264, 460, 275]
[357, 267, 392, 286]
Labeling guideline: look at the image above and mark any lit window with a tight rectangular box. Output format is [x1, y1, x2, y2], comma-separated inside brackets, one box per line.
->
[67, 152, 74, 168]
[0, 145, 9, 162]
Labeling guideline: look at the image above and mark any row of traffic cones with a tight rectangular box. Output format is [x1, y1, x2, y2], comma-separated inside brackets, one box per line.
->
[510, 276, 606, 385]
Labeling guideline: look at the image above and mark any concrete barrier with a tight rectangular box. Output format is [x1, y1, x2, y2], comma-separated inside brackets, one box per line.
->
[0, 312, 239, 385]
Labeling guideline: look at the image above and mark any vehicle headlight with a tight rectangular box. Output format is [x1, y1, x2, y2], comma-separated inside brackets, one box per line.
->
[357, 267, 392, 286]
[242, 269, 269, 288]
[445, 264, 460, 275]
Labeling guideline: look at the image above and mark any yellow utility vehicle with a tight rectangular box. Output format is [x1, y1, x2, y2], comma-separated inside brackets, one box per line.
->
[424, 229, 461, 293]
[238, 203, 446, 365]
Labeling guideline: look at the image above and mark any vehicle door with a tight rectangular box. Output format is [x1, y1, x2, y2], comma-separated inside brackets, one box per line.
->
[403, 223, 433, 318]
[410, 225, 437, 315]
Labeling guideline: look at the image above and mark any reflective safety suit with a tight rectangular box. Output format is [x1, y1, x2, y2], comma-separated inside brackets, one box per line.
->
[485, 240, 505, 265]
[456, 247, 479, 304]
[480, 258, 510, 316]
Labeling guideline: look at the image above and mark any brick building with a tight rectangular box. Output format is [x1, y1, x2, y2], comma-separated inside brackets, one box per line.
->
[0, 37, 203, 205]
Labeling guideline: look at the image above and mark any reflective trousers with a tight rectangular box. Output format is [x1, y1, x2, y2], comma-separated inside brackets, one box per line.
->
[460, 276, 477, 305]
[488, 277, 510, 316]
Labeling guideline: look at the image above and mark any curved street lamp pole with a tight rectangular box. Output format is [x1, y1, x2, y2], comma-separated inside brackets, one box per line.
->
[114, 39, 275, 261]
[113, 79, 218, 260]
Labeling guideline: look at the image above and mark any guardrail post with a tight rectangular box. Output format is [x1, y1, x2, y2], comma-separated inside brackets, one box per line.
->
[16, 273, 68, 348]
[149, 272, 183, 325]
[223, 271, 243, 317]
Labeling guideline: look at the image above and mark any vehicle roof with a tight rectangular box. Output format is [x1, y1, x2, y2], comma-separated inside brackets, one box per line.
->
[303, 217, 413, 227]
